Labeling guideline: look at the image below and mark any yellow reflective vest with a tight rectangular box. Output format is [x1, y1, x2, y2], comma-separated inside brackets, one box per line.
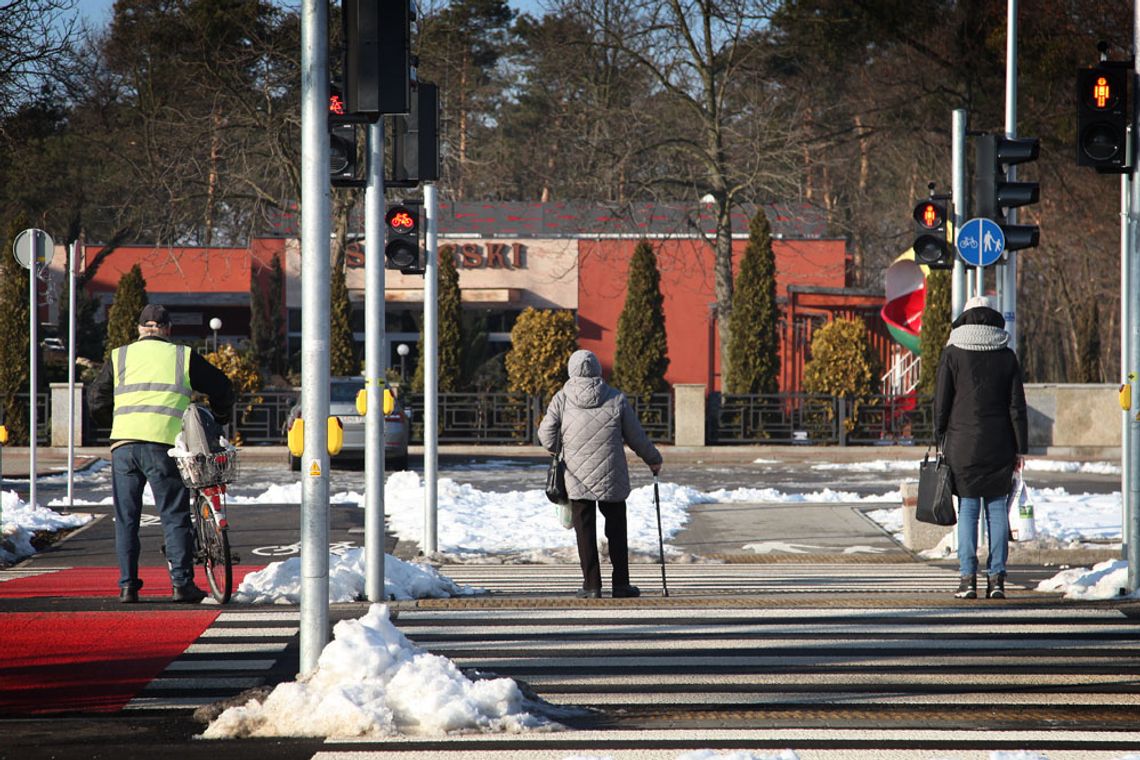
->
[110, 340, 192, 445]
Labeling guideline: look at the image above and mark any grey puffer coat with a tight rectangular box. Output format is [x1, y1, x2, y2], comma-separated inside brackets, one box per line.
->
[538, 350, 663, 502]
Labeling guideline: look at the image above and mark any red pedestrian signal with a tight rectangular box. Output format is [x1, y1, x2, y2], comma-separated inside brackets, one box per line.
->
[1077, 65, 1130, 172]
[912, 199, 951, 269]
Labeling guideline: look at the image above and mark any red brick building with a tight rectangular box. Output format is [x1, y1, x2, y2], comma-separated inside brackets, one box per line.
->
[48, 202, 887, 393]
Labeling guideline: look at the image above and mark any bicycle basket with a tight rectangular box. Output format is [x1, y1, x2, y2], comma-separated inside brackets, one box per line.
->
[173, 445, 239, 488]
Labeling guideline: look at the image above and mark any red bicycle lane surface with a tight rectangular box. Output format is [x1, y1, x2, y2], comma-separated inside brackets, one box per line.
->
[0, 565, 262, 715]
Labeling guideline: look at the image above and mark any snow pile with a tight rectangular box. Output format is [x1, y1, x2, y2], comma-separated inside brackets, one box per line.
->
[1037, 559, 1140, 601]
[705, 485, 899, 504]
[0, 490, 91, 564]
[234, 548, 480, 604]
[202, 604, 550, 739]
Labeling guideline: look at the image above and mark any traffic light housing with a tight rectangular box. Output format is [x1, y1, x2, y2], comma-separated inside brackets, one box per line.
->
[343, 0, 412, 119]
[912, 199, 952, 269]
[390, 82, 440, 187]
[385, 202, 422, 271]
[975, 134, 1040, 252]
[1077, 65, 1130, 172]
[329, 123, 357, 186]
[328, 82, 360, 187]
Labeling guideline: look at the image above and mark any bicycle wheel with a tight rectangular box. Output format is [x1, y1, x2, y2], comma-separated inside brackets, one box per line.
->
[196, 494, 232, 603]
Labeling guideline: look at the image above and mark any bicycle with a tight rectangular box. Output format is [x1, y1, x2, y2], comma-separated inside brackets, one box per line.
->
[172, 438, 239, 603]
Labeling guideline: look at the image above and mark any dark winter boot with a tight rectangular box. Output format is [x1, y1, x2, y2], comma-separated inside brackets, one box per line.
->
[954, 574, 977, 599]
[987, 573, 1006, 600]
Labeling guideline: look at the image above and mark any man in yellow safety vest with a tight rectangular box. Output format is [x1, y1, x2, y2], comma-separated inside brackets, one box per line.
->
[89, 304, 234, 603]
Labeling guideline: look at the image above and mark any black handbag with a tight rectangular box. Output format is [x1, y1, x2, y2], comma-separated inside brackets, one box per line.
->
[917, 447, 956, 526]
[545, 450, 569, 506]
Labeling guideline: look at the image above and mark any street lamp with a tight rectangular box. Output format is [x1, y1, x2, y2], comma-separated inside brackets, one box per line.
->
[209, 317, 222, 353]
[397, 343, 409, 383]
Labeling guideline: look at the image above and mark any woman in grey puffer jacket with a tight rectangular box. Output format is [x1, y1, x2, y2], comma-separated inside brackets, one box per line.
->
[538, 350, 663, 598]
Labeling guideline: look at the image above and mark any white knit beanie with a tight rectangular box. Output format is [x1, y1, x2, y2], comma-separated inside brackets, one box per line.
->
[964, 295, 995, 311]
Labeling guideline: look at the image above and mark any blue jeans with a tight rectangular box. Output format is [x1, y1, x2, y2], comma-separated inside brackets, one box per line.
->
[957, 494, 1009, 577]
[112, 442, 195, 589]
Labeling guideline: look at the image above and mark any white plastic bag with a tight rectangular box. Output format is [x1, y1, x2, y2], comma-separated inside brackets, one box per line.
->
[1007, 471, 1037, 541]
[556, 503, 573, 530]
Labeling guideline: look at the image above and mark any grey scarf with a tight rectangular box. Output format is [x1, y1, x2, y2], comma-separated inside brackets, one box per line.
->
[946, 324, 1009, 351]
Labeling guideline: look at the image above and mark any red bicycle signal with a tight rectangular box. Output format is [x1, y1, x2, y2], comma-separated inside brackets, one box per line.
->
[386, 206, 418, 233]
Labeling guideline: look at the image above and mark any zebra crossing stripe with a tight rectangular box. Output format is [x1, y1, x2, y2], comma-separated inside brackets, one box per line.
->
[431, 562, 996, 595]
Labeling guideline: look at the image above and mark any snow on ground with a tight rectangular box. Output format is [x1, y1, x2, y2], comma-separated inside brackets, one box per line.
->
[202, 603, 553, 739]
[0, 490, 91, 564]
[234, 547, 481, 604]
[5, 455, 1140, 747]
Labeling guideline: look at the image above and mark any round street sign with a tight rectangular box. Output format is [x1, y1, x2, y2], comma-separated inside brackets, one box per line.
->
[12, 228, 55, 270]
[955, 217, 1005, 268]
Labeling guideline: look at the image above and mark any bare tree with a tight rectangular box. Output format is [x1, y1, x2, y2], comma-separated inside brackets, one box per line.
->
[0, 0, 78, 120]
[552, 0, 799, 383]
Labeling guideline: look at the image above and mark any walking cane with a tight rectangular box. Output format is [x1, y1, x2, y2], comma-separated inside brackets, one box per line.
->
[653, 475, 669, 597]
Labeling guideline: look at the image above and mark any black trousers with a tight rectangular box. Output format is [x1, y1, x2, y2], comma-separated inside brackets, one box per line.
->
[571, 499, 629, 590]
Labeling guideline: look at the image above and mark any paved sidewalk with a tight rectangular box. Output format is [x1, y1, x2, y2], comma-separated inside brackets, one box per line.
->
[2, 441, 1112, 480]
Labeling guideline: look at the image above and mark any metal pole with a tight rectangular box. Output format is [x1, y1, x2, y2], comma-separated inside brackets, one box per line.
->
[1002, 0, 1019, 351]
[364, 120, 386, 601]
[1128, 0, 1140, 593]
[299, 0, 331, 673]
[423, 182, 438, 555]
[1122, 172, 1131, 565]
[952, 109, 968, 319]
[27, 232, 38, 510]
[67, 240, 77, 506]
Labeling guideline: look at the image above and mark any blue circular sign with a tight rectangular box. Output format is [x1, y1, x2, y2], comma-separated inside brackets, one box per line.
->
[955, 218, 1005, 267]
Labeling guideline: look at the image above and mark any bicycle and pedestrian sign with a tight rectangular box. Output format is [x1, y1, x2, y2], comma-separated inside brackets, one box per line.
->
[955, 217, 1005, 267]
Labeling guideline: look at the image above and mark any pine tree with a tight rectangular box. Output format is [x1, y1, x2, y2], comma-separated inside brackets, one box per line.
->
[916, 269, 952, 397]
[413, 246, 463, 392]
[611, 240, 669, 398]
[249, 263, 271, 374]
[725, 207, 780, 394]
[103, 264, 148, 360]
[0, 216, 31, 443]
[505, 308, 578, 400]
[329, 245, 357, 376]
[266, 254, 286, 376]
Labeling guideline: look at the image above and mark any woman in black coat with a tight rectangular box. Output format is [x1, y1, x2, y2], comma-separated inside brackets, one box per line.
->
[934, 296, 1028, 600]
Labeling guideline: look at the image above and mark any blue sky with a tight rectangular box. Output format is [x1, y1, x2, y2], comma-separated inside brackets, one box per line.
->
[74, 0, 546, 27]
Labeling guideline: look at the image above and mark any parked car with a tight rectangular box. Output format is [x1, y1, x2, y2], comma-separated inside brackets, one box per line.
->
[285, 377, 410, 471]
[41, 337, 66, 352]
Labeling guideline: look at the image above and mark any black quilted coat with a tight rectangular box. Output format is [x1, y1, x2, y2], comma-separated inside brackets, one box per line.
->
[934, 306, 1028, 498]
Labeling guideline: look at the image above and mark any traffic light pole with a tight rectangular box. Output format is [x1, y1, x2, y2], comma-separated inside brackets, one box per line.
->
[952, 109, 967, 318]
[299, 0, 331, 674]
[1121, 170, 1133, 584]
[1127, 1, 1140, 593]
[1000, 0, 1020, 351]
[423, 182, 439, 555]
[364, 120, 386, 602]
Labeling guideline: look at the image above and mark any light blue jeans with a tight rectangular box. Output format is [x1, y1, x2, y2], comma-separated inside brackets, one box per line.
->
[957, 495, 1009, 577]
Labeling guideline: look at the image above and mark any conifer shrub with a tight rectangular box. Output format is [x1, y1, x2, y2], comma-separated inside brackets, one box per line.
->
[802, 318, 881, 432]
[611, 240, 669, 399]
[505, 308, 578, 401]
[916, 269, 951, 398]
[204, 343, 263, 444]
[329, 250, 357, 377]
[0, 216, 31, 443]
[725, 207, 780, 394]
[413, 245, 463, 392]
[103, 264, 148, 361]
